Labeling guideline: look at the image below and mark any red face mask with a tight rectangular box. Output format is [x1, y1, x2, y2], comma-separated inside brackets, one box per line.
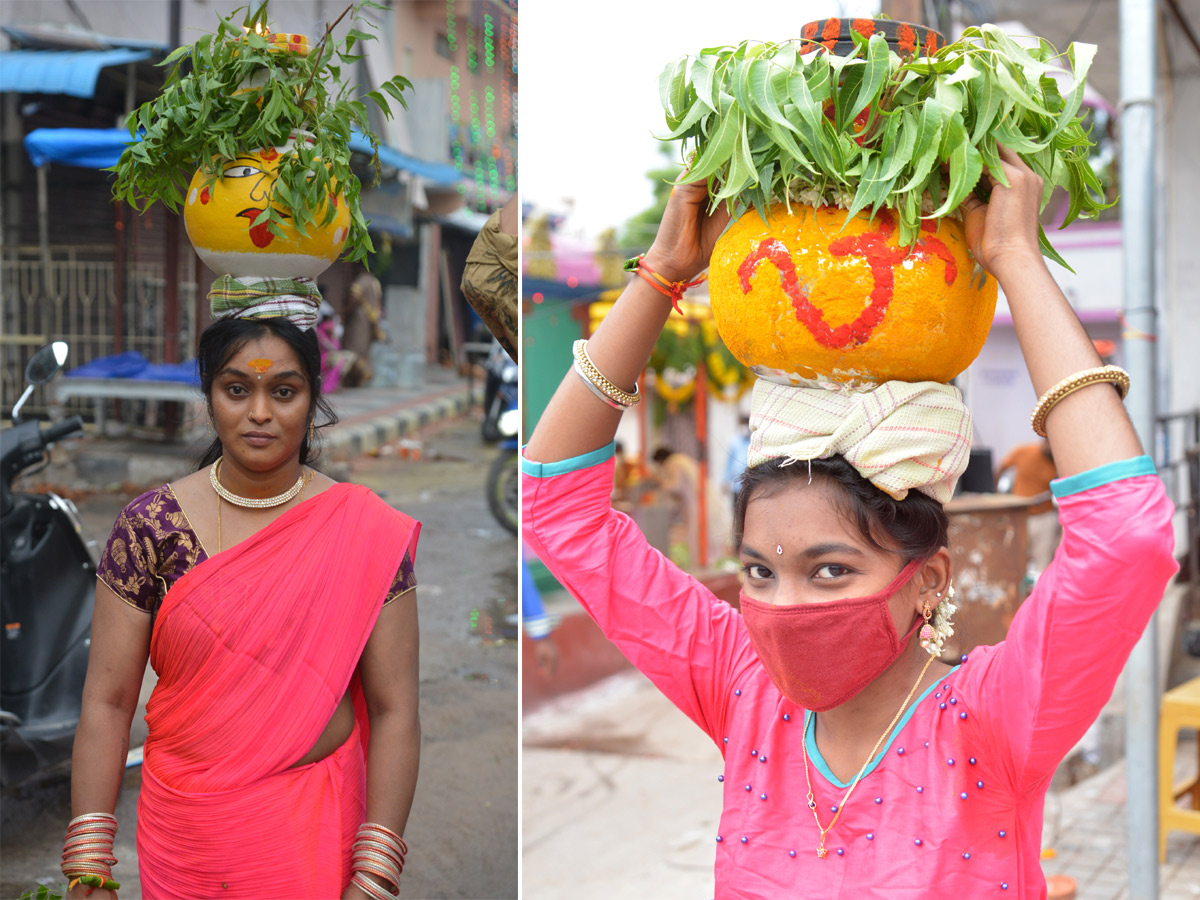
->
[739, 558, 925, 712]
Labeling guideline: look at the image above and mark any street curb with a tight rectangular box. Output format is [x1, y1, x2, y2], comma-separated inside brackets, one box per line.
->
[326, 386, 473, 460]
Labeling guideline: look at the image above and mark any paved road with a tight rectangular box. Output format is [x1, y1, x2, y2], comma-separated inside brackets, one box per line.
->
[1, 414, 517, 900]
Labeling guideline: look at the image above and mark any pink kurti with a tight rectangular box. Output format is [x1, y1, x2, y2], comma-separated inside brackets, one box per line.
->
[522, 447, 1177, 899]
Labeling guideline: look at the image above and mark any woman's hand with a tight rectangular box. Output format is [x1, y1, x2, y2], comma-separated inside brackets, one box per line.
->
[340, 881, 371, 900]
[641, 178, 731, 283]
[66, 884, 117, 900]
[958, 145, 1045, 280]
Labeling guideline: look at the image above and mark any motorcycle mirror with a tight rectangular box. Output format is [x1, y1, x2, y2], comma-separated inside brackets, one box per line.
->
[12, 342, 69, 422]
[25, 342, 69, 385]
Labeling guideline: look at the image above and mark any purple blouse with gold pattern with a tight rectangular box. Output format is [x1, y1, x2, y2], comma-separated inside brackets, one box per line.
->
[98, 485, 416, 613]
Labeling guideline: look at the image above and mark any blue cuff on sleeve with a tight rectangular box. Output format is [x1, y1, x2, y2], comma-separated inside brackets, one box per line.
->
[1051, 455, 1157, 498]
[521, 441, 616, 478]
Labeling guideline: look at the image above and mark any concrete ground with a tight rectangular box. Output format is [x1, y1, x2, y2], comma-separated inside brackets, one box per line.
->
[522, 598, 1200, 900]
[2, 385, 517, 899]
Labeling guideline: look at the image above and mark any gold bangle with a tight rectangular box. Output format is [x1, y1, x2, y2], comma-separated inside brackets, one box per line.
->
[1030, 365, 1130, 437]
[571, 339, 640, 408]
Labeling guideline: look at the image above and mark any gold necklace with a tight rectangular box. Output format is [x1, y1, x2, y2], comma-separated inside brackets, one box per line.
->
[210, 457, 305, 508]
[217, 466, 314, 553]
[800, 652, 937, 858]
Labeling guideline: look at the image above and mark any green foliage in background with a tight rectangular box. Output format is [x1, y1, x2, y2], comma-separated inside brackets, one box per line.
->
[110, 0, 411, 263]
[17, 885, 63, 900]
[660, 24, 1113, 269]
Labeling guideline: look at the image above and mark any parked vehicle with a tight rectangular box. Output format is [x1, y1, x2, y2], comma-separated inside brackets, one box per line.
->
[481, 341, 518, 443]
[486, 407, 518, 535]
[1, 342, 93, 786]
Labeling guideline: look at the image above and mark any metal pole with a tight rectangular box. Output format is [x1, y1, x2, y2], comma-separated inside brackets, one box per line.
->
[1120, 0, 1160, 897]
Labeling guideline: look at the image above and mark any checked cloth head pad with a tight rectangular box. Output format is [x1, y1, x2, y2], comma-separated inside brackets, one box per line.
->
[208, 275, 322, 331]
[747, 378, 974, 503]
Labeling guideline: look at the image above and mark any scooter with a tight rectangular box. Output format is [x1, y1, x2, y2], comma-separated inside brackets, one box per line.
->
[1, 342, 94, 787]
[481, 341, 518, 443]
[486, 406, 519, 535]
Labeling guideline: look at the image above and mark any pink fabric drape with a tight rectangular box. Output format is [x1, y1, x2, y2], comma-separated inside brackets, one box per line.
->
[137, 483, 418, 899]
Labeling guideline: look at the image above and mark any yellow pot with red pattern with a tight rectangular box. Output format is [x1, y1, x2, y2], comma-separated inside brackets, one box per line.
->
[182, 132, 349, 279]
[707, 204, 997, 385]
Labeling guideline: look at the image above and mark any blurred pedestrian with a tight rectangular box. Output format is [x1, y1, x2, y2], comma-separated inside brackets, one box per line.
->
[522, 551, 559, 677]
[652, 446, 699, 568]
[722, 415, 751, 519]
[316, 301, 356, 393]
[612, 440, 639, 503]
[461, 195, 518, 361]
[343, 261, 386, 387]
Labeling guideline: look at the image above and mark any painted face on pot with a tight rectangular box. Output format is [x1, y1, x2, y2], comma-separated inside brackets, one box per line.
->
[210, 334, 311, 475]
[182, 142, 350, 278]
[738, 478, 927, 637]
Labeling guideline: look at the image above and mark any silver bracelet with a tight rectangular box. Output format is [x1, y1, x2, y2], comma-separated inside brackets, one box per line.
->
[351, 871, 398, 899]
[572, 359, 630, 410]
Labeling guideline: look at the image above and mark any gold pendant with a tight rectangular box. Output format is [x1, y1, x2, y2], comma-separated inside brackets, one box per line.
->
[816, 847, 828, 859]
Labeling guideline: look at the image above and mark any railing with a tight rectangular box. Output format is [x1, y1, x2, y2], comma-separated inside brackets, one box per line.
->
[1, 246, 198, 420]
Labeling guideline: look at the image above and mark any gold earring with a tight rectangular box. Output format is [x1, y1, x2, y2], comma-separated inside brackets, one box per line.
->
[309, 419, 314, 443]
[207, 415, 212, 438]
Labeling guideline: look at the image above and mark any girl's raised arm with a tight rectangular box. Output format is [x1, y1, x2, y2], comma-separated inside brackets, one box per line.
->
[960, 146, 1143, 477]
[524, 180, 730, 463]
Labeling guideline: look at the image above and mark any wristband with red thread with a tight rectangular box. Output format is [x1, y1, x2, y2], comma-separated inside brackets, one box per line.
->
[623, 255, 705, 315]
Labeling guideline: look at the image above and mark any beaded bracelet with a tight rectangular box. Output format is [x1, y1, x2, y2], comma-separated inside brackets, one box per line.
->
[1030, 365, 1130, 437]
[623, 254, 706, 315]
[571, 339, 640, 409]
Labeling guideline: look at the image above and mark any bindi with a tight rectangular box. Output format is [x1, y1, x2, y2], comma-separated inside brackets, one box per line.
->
[248, 358, 274, 379]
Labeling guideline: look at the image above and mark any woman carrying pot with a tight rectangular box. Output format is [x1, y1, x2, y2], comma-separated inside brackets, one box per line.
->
[65, 288, 419, 899]
[522, 148, 1177, 895]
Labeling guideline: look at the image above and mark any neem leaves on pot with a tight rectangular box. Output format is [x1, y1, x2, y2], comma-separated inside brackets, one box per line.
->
[660, 22, 1110, 268]
[109, 0, 411, 264]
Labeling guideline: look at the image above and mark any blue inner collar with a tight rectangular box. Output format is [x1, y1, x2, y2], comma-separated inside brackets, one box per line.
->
[804, 666, 959, 788]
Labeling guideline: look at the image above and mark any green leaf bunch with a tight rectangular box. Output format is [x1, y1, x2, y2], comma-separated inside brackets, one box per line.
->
[109, 0, 413, 263]
[660, 24, 1113, 269]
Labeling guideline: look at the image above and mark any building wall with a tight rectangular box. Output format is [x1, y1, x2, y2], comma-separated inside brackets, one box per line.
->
[391, 1, 516, 211]
[1165, 65, 1200, 418]
[0, 0, 334, 50]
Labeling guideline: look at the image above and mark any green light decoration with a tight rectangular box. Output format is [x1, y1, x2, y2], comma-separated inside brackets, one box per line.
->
[444, 1, 515, 205]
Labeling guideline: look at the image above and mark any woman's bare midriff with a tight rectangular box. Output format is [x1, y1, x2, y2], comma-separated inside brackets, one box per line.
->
[289, 691, 355, 768]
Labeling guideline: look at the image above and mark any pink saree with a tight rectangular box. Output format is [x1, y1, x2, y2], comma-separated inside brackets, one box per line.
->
[136, 483, 418, 899]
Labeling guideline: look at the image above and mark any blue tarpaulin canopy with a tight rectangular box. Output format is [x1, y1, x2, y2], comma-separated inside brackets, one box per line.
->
[22, 126, 462, 186]
[23, 127, 133, 168]
[346, 133, 461, 185]
[0, 48, 152, 98]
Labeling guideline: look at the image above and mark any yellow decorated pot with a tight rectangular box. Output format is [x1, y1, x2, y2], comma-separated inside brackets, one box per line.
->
[708, 204, 997, 384]
[183, 134, 349, 279]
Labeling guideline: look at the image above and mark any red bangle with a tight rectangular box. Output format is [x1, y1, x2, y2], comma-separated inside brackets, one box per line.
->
[623, 255, 705, 315]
